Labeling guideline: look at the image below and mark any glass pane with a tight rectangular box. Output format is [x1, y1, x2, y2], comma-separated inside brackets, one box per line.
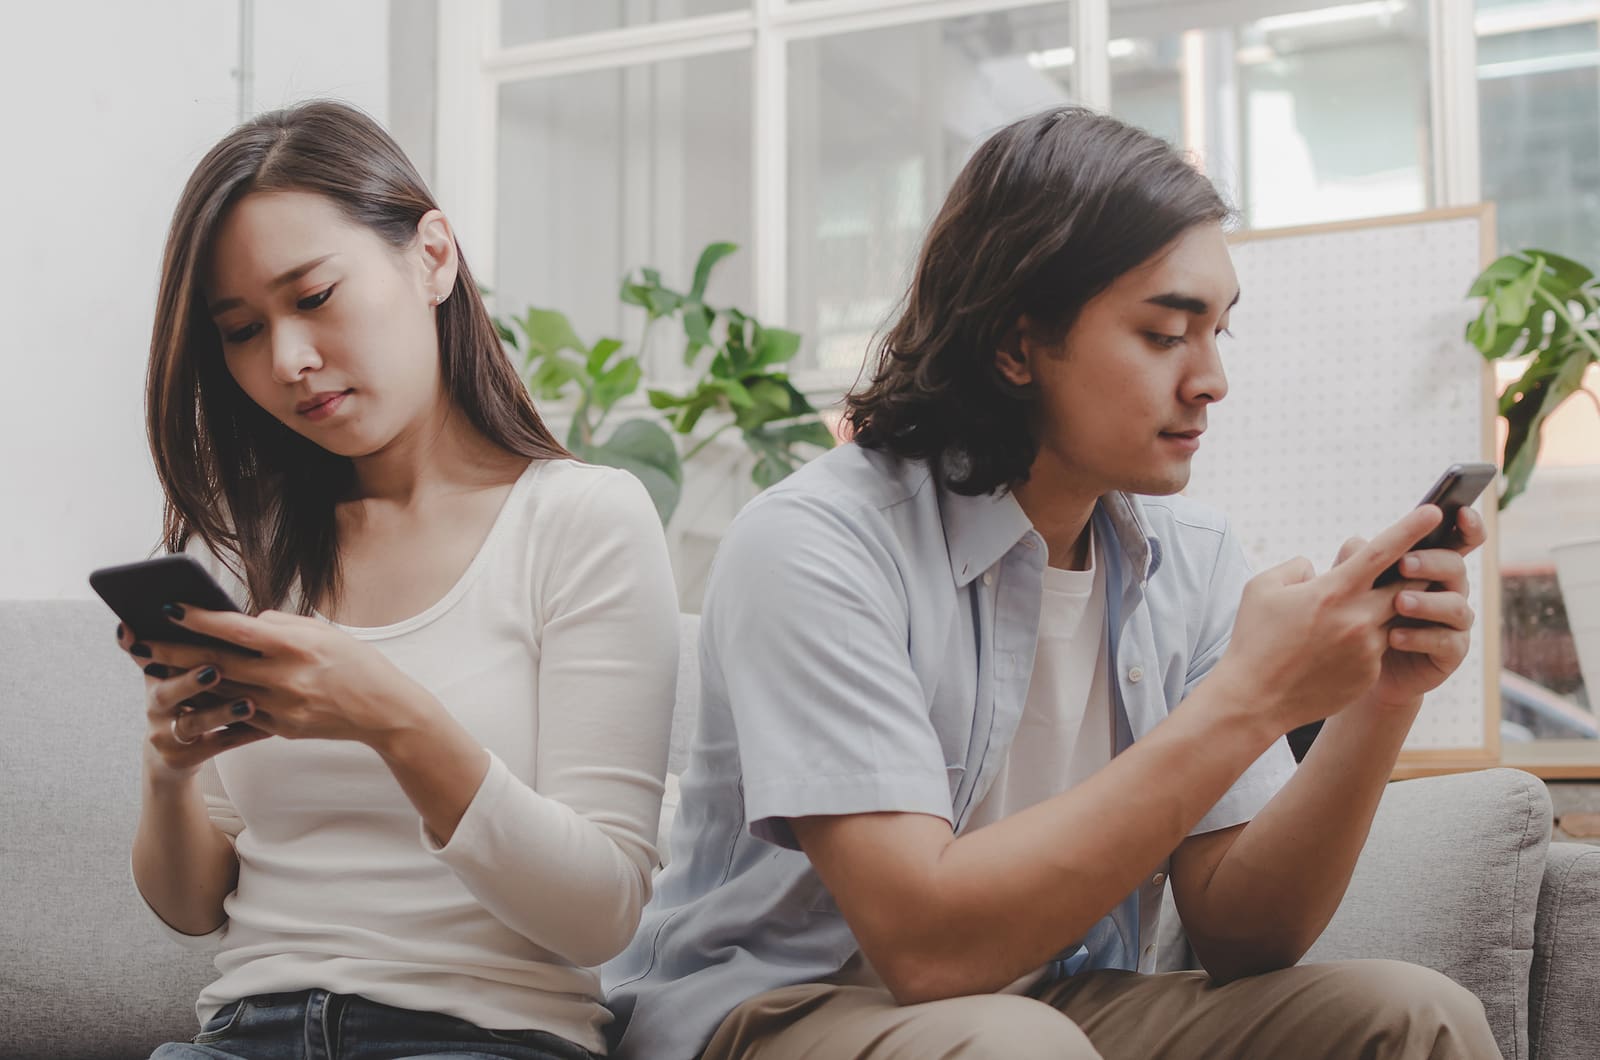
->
[500, 0, 747, 46]
[1475, 3, 1600, 741]
[1495, 365, 1600, 739]
[788, 7, 1076, 376]
[495, 52, 753, 368]
[1477, 20, 1600, 258]
[1109, 1, 1432, 228]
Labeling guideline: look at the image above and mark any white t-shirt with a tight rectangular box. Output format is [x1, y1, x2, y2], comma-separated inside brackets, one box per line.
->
[965, 527, 1112, 831]
[144, 459, 680, 1053]
[832, 528, 1113, 994]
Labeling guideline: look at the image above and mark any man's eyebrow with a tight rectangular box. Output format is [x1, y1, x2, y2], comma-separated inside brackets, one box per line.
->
[208, 254, 337, 316]
[1144, 290, 1242, 315]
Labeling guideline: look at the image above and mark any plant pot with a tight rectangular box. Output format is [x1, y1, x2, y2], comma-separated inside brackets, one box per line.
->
[1553, 535, 1600, 712]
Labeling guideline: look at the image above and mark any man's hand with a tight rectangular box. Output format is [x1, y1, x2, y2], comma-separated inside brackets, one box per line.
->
[1335, 505, 1485, 710]
[1211, 505, 1444, 736]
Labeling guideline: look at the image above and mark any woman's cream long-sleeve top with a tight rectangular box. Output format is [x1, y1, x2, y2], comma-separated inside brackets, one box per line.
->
[145, 460, 679, 1053]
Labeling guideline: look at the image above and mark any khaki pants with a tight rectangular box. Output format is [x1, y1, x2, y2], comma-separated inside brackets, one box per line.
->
[702, 960, 1501, 1060]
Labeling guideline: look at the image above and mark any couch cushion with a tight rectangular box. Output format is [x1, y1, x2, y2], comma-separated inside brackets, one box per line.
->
[0, 600, 218, 1058]
[1303, 768, 1551, 1060]
[1528, 841, 1600, 1060]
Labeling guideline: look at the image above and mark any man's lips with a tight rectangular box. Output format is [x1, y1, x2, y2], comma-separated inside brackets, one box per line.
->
[295, 390, 351, 414]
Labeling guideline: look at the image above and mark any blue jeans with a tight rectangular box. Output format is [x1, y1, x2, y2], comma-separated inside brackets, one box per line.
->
[149, 990, 599, 1060]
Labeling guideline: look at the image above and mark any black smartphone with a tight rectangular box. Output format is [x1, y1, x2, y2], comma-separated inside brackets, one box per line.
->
[1373, 461, 1497, 587]
[89, 555, 257, 655]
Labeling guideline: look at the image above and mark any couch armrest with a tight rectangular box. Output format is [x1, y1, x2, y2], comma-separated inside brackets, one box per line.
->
[1528, 841, 1600, 1060]
[1299, 769, 1551, 1060]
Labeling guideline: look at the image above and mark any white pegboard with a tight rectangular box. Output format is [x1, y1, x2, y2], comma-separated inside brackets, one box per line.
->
[1184, 210, 1496, 753]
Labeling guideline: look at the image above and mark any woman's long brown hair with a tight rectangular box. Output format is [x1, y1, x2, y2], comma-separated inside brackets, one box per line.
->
[148, 100, 566, 614]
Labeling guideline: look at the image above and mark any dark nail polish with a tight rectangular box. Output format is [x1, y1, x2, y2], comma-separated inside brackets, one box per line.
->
[162, 603, 185, 620]
[143, 663, 171, 679]
[116, 622, 125, 640]
[231, 699, 251, 717]
[130, 643, 152, 659]
[197, 666, 218, 685]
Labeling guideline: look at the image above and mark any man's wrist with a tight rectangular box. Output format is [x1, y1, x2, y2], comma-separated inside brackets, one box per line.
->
[1191, 658, 1286, 755]
[1351, 685, 1425, 719]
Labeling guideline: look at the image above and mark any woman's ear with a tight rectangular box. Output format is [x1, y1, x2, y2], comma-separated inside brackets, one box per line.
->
[995, 317, 1034, 387]
[414, 209, 459, 304]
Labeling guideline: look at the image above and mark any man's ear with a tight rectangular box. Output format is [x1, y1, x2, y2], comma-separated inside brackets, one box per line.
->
[995, 317, 1034, 387]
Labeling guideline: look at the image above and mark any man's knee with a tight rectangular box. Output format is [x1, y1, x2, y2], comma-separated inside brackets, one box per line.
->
[913, 993, 1100, 1060]
[1315, 959, 1495, 1056]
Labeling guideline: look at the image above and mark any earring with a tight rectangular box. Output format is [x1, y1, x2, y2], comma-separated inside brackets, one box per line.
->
[432, 292, 446, 306]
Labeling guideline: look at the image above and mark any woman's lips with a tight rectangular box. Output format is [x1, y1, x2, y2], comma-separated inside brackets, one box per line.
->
[297, 390, 351, 421]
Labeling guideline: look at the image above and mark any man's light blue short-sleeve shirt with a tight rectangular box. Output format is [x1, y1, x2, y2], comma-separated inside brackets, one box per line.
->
[603, 443, 1296, 1059]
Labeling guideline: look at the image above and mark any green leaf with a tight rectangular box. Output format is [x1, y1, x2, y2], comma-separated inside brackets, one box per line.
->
[689, 242, 738, 301]
[591, 358, 643, 413]
[1491, 255, 1543, 330]
[745, 377, 795, 415]
[646, 388, 686, 410]
[1529, 248, 1595, 293]
[672, 389, 721, 433]
[1467, 254, 1531, 298]
[574, 419, 684, 525]
[712, 377, 754, 409]
[521, 308, 586, 356]
[620, 280, 651, 309]
[493, 317, 518, 346]
[526, 356, 584, 400]
[751, 327, 803, 370]
[682, 304, 714, 364]
[645, 287, 683, 319]
[1500, 351, 1593, 507]
[586, 338, 623, 378]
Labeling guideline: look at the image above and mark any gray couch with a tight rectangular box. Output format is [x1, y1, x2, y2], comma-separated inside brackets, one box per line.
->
[3, 601, 1597, 1059]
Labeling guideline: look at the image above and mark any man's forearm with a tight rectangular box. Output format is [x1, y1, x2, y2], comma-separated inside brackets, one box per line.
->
[806, 671, 1286, 1003]
[1181, 690, 1422, 979]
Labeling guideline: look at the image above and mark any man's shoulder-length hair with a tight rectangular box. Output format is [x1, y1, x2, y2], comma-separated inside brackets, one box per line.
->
[844, 107, 1232, 496]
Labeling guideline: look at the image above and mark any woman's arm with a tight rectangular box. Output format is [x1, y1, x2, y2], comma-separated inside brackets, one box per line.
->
[121, 617, 267, 938]
[421, 470, 679, 965]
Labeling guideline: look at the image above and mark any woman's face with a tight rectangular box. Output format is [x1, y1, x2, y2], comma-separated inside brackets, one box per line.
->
[205, 190, 455, 459]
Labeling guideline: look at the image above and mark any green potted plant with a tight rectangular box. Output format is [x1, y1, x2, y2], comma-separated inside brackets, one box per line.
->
[1466, 248, 1600, 711]
[495, 243, 835, 525]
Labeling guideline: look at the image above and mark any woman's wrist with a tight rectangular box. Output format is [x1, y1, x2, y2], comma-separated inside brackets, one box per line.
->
[361, 671, 455, 760]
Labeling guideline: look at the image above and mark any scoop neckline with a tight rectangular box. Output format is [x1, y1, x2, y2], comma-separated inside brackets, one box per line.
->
[314, 459, 545, 640]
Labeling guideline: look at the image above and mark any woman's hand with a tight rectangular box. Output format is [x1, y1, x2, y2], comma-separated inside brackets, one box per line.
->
[116, 623, 270, 780]
[127, 606, 437, 751]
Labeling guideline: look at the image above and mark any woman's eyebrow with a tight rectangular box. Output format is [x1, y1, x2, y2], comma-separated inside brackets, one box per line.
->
[208, 254, 337, 316]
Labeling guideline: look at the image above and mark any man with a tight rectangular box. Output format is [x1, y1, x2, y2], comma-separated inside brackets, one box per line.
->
[605, 107, 1498, 1059]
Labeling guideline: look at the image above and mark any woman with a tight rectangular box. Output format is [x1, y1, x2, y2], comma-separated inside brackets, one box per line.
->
[121, 100, 678, 1059]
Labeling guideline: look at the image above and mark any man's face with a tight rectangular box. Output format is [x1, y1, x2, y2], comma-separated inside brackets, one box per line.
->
[1011, 222, 1239, 498]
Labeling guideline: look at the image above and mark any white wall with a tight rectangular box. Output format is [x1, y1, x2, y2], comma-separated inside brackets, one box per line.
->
[0, 1, 393, 599]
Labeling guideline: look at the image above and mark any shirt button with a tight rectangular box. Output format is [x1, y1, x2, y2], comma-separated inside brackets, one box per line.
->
[1127, 666, 1144, 683]
[982, 572, 994, 586]
[1151, 872, 1166, 887]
